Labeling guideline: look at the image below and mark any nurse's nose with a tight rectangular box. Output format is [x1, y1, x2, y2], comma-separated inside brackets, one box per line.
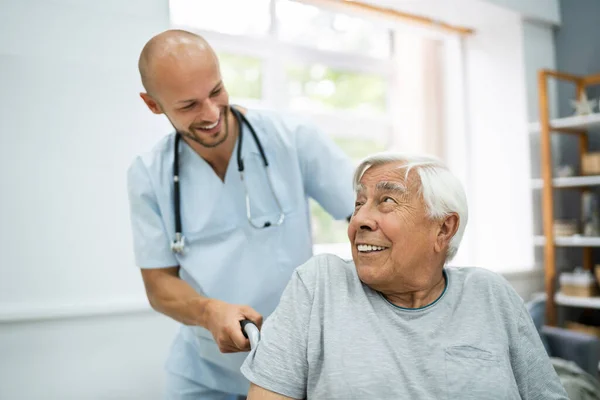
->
[198, 98, 220, 122]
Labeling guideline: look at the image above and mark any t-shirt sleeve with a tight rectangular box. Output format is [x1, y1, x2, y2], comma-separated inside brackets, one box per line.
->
[240, 268, 314, 399]
[510, 304, 569, 399]
[127, 157, 178, 268]
[294, 119, 355, 221]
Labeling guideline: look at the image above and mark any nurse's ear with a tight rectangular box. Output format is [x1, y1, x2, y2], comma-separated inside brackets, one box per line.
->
[140, 92, 164, 115]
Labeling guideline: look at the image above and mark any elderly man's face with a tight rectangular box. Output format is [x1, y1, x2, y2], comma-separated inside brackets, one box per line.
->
[348, 162, 440, 291]
[144, 51, 231, 148]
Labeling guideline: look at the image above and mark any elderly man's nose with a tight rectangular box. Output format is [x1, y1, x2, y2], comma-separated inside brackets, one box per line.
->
[354, 208, 376, 231]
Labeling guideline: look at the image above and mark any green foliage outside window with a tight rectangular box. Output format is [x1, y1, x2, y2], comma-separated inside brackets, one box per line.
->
[219, 53, 263, 100]
[286, 64, 387, 115]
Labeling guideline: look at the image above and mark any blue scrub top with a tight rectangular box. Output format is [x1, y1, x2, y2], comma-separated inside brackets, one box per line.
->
[127, 108, 355, 393]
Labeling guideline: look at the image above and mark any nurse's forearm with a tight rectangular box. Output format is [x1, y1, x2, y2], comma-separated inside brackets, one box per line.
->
[142, 267, 263, 353]
[140, 267, 212, 327]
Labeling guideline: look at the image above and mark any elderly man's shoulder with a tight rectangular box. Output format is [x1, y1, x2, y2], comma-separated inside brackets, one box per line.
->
[294, 253, 356, 286]
[447, 266, 520, 297]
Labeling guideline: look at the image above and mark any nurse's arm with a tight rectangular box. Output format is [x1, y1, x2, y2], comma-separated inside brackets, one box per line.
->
[141, 266, 210, 326]
[140, 266, 263, 353]
[247, 383, 299, 400]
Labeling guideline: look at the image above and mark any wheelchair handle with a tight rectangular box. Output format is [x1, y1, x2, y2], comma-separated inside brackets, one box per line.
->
[240, 319, 261, 350]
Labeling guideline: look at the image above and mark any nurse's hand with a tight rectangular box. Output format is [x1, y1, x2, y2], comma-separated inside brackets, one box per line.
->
[204, 299, 263, 353]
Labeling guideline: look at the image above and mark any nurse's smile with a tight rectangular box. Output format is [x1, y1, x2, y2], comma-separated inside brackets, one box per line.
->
[192, 113, 223, 136]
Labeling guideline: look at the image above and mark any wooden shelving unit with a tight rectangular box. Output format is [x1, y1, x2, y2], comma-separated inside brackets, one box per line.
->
[534, 236, 600, 247]
[531, 175, 600, 190]
[555, 293, 600, 309]
[529, 113, 600, 133]
[537, 70, 600, 326]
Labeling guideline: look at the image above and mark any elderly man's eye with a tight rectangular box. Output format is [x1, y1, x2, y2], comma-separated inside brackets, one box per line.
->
[383, 196, 396, 203]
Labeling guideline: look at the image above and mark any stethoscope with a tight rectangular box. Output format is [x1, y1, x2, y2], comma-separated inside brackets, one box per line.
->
[170, 106, 285, 254]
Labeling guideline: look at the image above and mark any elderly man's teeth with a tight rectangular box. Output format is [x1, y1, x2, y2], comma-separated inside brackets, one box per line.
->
[357, 244, 387, 252]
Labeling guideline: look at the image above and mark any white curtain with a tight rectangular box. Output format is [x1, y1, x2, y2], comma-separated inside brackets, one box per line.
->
[389, 32, 474, 266]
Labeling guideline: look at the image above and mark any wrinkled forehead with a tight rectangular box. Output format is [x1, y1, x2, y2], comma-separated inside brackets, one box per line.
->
[355, 162, 419, 195]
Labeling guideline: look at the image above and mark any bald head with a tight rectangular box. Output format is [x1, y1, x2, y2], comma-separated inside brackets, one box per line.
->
[138, 29, 218, 96]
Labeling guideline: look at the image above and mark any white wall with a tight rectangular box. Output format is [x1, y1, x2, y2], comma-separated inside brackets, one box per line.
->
[0, 313, 178, 400]
[521, 20, 565, 271]
[0, 0, 171, 313]
[490, 3, 563, 272]
[522, 21, 558, 123]
[0, 0, 174, 399]
[456, 3, 535, 272]
[483, 0, 560, 25]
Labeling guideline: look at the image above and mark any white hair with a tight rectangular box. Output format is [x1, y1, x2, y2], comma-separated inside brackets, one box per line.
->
[353, 152, 468, 262]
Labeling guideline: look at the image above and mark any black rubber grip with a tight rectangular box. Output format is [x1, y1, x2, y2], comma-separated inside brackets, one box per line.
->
[240, 319, 253, 338]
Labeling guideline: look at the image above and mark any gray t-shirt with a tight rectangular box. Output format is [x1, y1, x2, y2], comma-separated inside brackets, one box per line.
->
[241, 254, 568, 399]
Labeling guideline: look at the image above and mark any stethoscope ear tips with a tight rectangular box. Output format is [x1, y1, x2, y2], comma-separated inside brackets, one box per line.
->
[263, 221, 271, 228]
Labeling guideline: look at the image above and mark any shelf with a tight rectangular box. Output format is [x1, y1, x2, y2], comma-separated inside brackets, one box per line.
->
[529, 113, 600, 133]
[555, 293, 600, 309]
[531, 175, 600, 189]
[534, 235, 600, 247]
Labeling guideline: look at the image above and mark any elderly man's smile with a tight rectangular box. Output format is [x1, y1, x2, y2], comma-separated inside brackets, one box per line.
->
[356, 243, 389, 253]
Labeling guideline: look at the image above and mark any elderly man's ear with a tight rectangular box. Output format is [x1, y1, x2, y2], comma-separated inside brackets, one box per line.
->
[434, 214, 459, 254]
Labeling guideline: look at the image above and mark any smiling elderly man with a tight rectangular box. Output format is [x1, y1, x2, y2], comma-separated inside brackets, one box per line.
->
[240, 153, 568, 399]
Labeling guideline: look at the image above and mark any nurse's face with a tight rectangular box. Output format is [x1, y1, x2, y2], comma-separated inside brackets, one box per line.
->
[142, 52, 231, 149]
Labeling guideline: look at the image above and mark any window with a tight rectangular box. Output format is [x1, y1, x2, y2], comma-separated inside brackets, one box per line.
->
[170, 0, 271, 36]
[218, 53, 263, 100]
[276, 0, 391, 59]
[169, 0, 449, 253]
[285, 63, 387, 116]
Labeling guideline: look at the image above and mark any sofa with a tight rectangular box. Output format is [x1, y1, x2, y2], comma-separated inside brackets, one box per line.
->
[526, 296, 600, 378]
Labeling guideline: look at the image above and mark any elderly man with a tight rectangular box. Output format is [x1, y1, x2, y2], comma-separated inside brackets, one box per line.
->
[241, 153, 568, 399]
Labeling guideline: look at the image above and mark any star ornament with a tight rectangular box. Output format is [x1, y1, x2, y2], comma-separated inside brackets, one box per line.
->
[570, 92, 597, 116]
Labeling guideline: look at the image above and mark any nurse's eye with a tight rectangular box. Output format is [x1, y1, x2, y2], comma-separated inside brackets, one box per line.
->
[210, 87, 222, 97]
[180, 102, 196, 111]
